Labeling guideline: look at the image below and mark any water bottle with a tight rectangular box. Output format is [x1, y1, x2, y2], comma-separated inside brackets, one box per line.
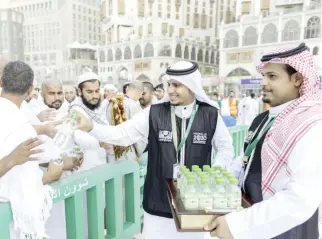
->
[212, 178, 228, 209]
[53, 113, 77, 149]
[227, 177, 242, 209]
[183, 179, 199, 210]
[198, 178, 213, 210]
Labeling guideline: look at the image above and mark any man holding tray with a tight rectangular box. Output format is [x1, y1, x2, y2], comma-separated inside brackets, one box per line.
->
[75, 61, 235, 239]
[205, 43, 322, 238]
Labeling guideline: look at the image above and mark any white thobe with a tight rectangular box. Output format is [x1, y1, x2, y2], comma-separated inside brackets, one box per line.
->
[0, 98, 45, 239]
[88, 102, 234, 239]
[225, 101, 322, 239]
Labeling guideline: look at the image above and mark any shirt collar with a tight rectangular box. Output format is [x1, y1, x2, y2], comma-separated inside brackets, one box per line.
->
[174, 100, 196, 118]
[269, 100, 295, 117]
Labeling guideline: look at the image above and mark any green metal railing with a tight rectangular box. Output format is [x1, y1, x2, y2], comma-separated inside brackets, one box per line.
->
[0, 160, 141, 239]
[0, 126, 248, 239]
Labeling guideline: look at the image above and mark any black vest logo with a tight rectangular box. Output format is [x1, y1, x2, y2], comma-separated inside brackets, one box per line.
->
[192, 132, 207, 144]
[245, 131, 254, 143]
[158, 130, 173, 142]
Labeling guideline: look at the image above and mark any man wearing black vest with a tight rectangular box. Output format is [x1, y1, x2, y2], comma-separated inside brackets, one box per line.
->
[76, 61, 234, 238]
[205, 43, 322, 239]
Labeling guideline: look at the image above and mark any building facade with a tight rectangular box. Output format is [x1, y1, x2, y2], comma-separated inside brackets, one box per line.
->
[98, 0, 224, 89]
[10, 0, 101, 84]
[0, 8, 24, 61]
[218, 0, 321, 96]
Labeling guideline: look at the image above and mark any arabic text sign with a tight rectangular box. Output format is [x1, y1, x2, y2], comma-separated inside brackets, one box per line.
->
[53, 177, 89, 199]
[241, 79, 263, 85]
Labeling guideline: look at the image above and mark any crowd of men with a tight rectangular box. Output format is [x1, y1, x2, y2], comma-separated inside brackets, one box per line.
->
[0, 42, 322, 239]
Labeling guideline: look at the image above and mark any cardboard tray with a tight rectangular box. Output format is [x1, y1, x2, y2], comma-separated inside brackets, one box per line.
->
[167, 179, 253, 232]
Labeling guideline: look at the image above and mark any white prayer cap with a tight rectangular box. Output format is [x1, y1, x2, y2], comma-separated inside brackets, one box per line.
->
[104, 84, 117, 92]
[161, 61, 217, 108]
[77, 72, 99, 86]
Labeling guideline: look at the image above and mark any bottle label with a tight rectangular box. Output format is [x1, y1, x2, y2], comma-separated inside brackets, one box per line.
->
[184, 198, 199, 210]
[213, 197, 227, 209]
[199, 198, 213, 210]
[228, 196, 241, 208]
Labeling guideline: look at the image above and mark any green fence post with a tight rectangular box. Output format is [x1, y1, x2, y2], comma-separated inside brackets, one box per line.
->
[65, 193, 86, 239]
[87, 185, 105, 239]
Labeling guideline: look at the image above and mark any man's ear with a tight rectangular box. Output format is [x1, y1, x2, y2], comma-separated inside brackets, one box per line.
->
[27, 85, 34, 96]
[77, 88, 82, 96]
[292, 73, 304, 88]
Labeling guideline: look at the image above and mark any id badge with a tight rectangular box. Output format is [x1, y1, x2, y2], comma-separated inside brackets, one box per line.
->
[173, 163, 180, 179]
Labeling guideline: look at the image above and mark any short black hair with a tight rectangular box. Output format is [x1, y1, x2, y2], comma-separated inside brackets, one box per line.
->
[213, 92, 219, 97]
[78, 79, 100, 91]
[154, 83, 164, 91]
[251, 93, 255, 99]
[1, 61, 34, 95]
[123, 83, 130, 94]
[143, 81, 154, 92]
[285, 65, 297, 76]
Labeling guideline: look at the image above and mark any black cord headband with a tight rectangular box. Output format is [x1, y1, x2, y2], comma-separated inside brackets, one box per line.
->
[166, 62, 199, 76]
[261, 43, 309, 62]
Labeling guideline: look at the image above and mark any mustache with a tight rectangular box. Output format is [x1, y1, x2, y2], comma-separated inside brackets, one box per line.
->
[52, 100, 62, 104]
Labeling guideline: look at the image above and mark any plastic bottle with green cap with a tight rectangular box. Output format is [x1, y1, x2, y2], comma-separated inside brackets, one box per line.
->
[227, 178, 242, 208]
[198, 178, 213, 210]
[53, 112, 78, 148]
[212, 178, 228, 209]
[183, 179, 199, 210]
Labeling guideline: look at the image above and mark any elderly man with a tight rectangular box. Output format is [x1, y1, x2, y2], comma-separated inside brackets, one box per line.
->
[75, 61, 234, 239]
[0, 61, 64, 238]
[205, 43, 322, 239]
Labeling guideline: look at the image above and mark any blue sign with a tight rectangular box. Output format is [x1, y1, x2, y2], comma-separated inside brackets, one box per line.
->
[241, 78, 263, 85]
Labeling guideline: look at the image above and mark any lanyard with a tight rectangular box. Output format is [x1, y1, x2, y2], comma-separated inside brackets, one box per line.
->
[171, 102, 198, 162]
[244, 117, 276, 157]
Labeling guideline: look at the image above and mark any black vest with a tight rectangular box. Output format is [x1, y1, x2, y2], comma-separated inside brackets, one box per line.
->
[143, 101, 218, 218]
[244, 112, 318, 239]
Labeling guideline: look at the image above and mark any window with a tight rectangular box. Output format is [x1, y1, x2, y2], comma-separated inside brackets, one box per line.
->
[193, 13, 199, 28]
[243, 26, 258, 46]
[144, 43, 154, 57]
[179, 28, 185, 37]
[261, 23, 278, 44]
[186, 14, 190, 25]
[210, 51, 215, 64]
[201, 13, 207, 29]
[283, 20, 300, 41]
[138, 0, 145, 17]
[224, 30, 239, 48]
[107, 49, 113, 61]
[205, 51, 209, 63]
[305, 16, 320, 39]
[191, 47, 196, 61]
[313, 47, 319, 55]
[148, 23, 152, 34]
[175, 44, 182, 58]
[158, 3, 162, 17]
[99, 51, 105, 62]
[184, 46, 189, 59]
[118, 0, 125, 15]
[159, 45, 172, 57]
[170, 25, 174, 37]
[134, 45, 142, 58]
[197, 49, 203, 62]
[115, 48, 122, 60]
[138, 26, 143, 37]
[124, 46, 132, 59]
[162, 23, 168, 34]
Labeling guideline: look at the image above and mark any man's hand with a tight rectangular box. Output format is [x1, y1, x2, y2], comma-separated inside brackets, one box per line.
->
[5, 138, 43, 167]
[63, 153, 84, 171]
[42, 120, 63, 138]
[73, 111, 93, 132]
[204, 216, 233, 239]
[37, 108, 57, 122]
[42, 162, 64, 184]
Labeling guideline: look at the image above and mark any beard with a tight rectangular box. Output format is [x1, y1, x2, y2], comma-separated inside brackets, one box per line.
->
[44, 99, 62, 110]
[81, 95, 101, 111]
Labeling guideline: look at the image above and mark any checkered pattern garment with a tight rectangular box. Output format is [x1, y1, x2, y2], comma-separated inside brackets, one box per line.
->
[256, 45, 322, 197]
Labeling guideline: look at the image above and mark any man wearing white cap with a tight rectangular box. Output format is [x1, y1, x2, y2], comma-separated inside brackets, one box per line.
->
[75, 61, 234, 239]
[104, 84, 117, 100]
[69, 71, 112, 165]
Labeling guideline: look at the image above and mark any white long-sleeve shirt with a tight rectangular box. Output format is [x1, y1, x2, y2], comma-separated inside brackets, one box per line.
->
[225, 106, 322, 238]
[90, 102, 234, 167]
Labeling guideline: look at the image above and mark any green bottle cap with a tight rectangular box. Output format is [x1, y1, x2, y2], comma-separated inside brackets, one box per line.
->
[216, 178, 225, 185]
[187, 179, 196, 185]
[203, 165, 211, 171]
[201, 178, 210, 185]
[229, 178, 238, 185]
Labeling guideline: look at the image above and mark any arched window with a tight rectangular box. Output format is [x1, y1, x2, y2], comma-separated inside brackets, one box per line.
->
[210, 51, 215, 64]
[115, 48, 122, 61]
[175, 44, 182, 58]
[313, 47, 319, 55]
[283, 20, 300, 41]
[205, 51, 209, 63]
[243, 26, 258, 46]
[191, 47, 196, 61]
[227, 68, 251, 77]
[261, 23, 278, 44]
[305, 16, 320, 39]
[197, 49, 203, 62]
[224, 30, 239, 48]
[144, 43, 154, 57]
[107, 49, 113, 61]
[124, 46, 132, 60]
[159, 45, 172, 56]
[184, 46, 189, 59]
[99, 51, 105, 62]
[134, 45, 142, 58]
